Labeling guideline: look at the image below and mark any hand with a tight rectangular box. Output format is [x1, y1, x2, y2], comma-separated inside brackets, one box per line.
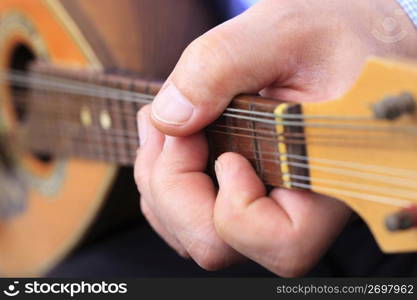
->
[135, 0, 417, 276]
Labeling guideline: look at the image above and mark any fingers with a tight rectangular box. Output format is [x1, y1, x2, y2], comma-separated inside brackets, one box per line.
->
[214, 153, 351, 277]
[135, 105, 164, 194]
[140, 199, 188, 257]
[150, 0, 302, 136]
[137, 106, 350, 275]
[150, 135, 242, 270]
[135, 106, 243, 270]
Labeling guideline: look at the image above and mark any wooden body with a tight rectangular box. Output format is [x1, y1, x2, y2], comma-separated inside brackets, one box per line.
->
[0, 0, 217, 276]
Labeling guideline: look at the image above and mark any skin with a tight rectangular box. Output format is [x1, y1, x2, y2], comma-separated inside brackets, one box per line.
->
[135, 0, 417, 277]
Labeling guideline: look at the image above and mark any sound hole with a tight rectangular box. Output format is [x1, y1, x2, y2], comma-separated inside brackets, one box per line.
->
[9, 44, 52, 164]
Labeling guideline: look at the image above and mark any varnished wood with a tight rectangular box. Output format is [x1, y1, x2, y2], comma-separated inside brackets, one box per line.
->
[0, 0, 218, 276]
[302, 58, 417, 253]
[59, 0, 218, 78]
[0, 0, 117, 276]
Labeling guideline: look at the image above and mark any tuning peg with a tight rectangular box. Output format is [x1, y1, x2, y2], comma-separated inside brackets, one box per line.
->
[385, 206, 417, 231]
[373, 92, 415, 120]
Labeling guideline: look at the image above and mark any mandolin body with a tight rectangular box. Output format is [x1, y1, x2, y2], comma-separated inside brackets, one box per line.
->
[0, 0, 217, 276]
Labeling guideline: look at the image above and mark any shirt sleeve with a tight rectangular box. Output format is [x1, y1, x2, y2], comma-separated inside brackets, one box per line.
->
[397, 0, 417, 27]
[224, 0, 260, 18]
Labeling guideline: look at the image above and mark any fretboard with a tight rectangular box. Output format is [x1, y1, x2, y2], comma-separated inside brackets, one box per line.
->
[11, 63, 308, 187]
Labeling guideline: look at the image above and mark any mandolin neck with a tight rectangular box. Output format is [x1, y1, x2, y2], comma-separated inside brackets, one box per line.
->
[12, 63, 308, 187]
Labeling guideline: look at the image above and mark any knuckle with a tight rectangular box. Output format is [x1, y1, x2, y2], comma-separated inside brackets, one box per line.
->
[179, 32, 234, 104]
[185, 33, 227, 70]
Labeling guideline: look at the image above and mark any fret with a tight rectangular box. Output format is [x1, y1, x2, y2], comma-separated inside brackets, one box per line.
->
[206, 96, 285, 187]
[126, 80, 139, 164]
[107, 77, 120, 164]
[105, 75, 128, 165]
[282, 104, 310, 187]
[251, 101, 284, 187]
[38, 74, 69, 156]
[58, 83, 76, 156]
[76, 69, 100, 160]
[76, 72, 95, 160]
[249, 103, 262, 176]
[226, 110, 235, 153]
[63, 70, 93, 161]
[25, 63, 309, 189]
[106, 75, 126, 164]
[232, 102, 258, 171]
[117, 77, 136, 165]
[94, 73, 110, 162]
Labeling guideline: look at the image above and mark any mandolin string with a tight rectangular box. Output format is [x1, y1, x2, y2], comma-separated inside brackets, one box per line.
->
[23, 115, 413, 209]
[261, 152, 417, 178]
[28, 125, 415, 158]
[0, 71, 407, 133]
[26, 126, 417, 194]
[11, 107, 415, 150]
[6, 71, 417, 138]
[25, 111, 416, 175]
[14, 96, 417, 153]
[286, 174, 417, 200]
[22, 120, 417, 206]
[23, 117, 369, 148]
[0, 71, 353, 121]
[12, 93, 407, 145]
[206, 130, 416, 147]
[288, 182, 411, 208]
[0, 71, 400, 125]
[5, 71, 417, 207]
[14, 102, 417, 152]
[208, 146, 417, 179]
[8, 88, 417, 137]
[0, 72, 390, 129]
[1, 71, 380, 125]
[11, 100, 410, 142]
[10, 93, 383, 139]
[27, 119, 417, 185]
[25, 131, 417, 208]
[8, 96, 357, 139]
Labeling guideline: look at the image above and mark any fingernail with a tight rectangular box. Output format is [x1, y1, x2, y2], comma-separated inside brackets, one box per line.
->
[137, 111, 147, 146]
[151, 82, 194, 125]
[214, 159, 223, 181]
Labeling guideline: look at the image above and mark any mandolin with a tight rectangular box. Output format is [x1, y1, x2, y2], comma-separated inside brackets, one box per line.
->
[1, 0, 417, 276]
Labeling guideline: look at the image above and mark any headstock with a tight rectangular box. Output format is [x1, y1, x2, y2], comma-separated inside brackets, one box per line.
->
[302, 57, 417, 252]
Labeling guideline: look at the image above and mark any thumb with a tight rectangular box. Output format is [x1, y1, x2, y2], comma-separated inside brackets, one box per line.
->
[151, 1, 300, 136]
